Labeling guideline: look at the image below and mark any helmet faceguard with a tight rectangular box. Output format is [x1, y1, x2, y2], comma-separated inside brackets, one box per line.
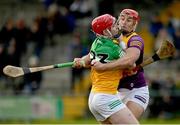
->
[91, 14, 116, 37]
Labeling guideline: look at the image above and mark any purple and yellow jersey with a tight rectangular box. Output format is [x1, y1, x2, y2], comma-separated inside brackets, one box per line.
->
[118, 32, 147, 90]
[90, 37, 125, 94]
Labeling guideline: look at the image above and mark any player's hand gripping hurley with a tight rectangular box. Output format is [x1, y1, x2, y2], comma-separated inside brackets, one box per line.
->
[140, 40, 175, 67]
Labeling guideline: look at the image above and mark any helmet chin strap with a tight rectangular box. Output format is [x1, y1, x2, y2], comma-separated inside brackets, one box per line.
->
[106, 29, 113, 38]
[97, 29, 114, 39]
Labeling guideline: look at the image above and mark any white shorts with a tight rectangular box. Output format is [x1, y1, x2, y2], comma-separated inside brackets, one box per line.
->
[118, 86, 149, 111]
[88, 92, 126, 121]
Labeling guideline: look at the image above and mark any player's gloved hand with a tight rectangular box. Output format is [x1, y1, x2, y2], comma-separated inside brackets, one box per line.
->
[73, 58, 85, 68]
[122, 65, 141, 78]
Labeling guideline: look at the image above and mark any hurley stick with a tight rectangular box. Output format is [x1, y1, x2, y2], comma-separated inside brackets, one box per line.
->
[3, 62, 74, 78]
[140, 40, 175, 67]
[3, 40, 175, 78]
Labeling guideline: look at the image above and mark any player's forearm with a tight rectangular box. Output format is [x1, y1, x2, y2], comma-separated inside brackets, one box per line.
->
[103, 48, 139, 71]
[105, 55, 135, 70]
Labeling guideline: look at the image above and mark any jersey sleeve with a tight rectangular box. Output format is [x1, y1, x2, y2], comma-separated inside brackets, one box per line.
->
[113, 44, 125, 59]
[127, 35, 144, 51]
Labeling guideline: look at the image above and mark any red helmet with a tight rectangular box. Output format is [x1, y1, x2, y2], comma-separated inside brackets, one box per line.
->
[120, 9, 140, 21]
[91, 14, 116, 35]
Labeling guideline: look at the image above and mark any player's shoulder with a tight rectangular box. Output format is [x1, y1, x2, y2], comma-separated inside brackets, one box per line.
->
[127, 32, 144, 49]
[129, 32, 144, 43]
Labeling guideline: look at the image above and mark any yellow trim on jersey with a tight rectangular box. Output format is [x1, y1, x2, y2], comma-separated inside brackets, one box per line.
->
[122, 32, 138, 45]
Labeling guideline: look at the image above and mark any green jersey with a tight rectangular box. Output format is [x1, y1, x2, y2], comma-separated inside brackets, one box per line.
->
[90, 37, 125, 94]
[90, 37, 125, 63]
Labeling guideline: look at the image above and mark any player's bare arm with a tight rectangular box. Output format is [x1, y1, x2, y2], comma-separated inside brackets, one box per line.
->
[93, 46, 140, 71]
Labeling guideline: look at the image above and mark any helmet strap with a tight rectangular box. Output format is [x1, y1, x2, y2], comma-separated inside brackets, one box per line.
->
[106, 29, 113, 38]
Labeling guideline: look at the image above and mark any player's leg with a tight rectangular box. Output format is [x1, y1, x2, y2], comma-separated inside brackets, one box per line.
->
[119, 86, 149, 119]
[107, 106, 139, 124]
[126, 101, 144, 119]
[89, 93, 139, 124]
[88, 92, 106, 123]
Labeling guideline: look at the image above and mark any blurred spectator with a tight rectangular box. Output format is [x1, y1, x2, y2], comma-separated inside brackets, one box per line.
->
[14, 18, 30, 60]
[98, 0, 114, 15]
[166, 12, 176, 38]
[159, 77, 176, 118]
[67, 32, 87, 93]
[47, 4, 73, 36]
[60, 6, 76, 33]
[42, 0, 54, 9]
[16, 56, 43, 95]
[173, 28, 180, 59]
[56, 0, 73, 9]
[149, 76, 177, 118]
[87, 24, 96, 46]
[149, 13, 164, 38]
[0, 43, 7, 78]
[149, 78, 162, 117]
[0, 18, 32, 93]
[166, 12, 180, 31]
[154, 28, 173, 52]
[0, 18, 23, 67]
[31, 16, 48, 57]
[0, 18, 15, 45]
[69, 0, 92, 19]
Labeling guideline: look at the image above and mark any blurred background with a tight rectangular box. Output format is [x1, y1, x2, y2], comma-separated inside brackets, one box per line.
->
[0, 0, 179, 124]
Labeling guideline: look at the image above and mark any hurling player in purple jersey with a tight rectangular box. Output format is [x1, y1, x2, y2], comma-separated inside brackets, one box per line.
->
[92, 9, 149, 120]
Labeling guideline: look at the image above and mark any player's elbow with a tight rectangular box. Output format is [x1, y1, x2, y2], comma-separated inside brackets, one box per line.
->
[125, 58, 136, 68]
[126, 61, 135, 68]
[124, 53, 139, 68]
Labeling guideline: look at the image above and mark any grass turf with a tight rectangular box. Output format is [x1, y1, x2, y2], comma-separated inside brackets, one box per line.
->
[0, 118, 179, 124]
[31, 118, 180, 124]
